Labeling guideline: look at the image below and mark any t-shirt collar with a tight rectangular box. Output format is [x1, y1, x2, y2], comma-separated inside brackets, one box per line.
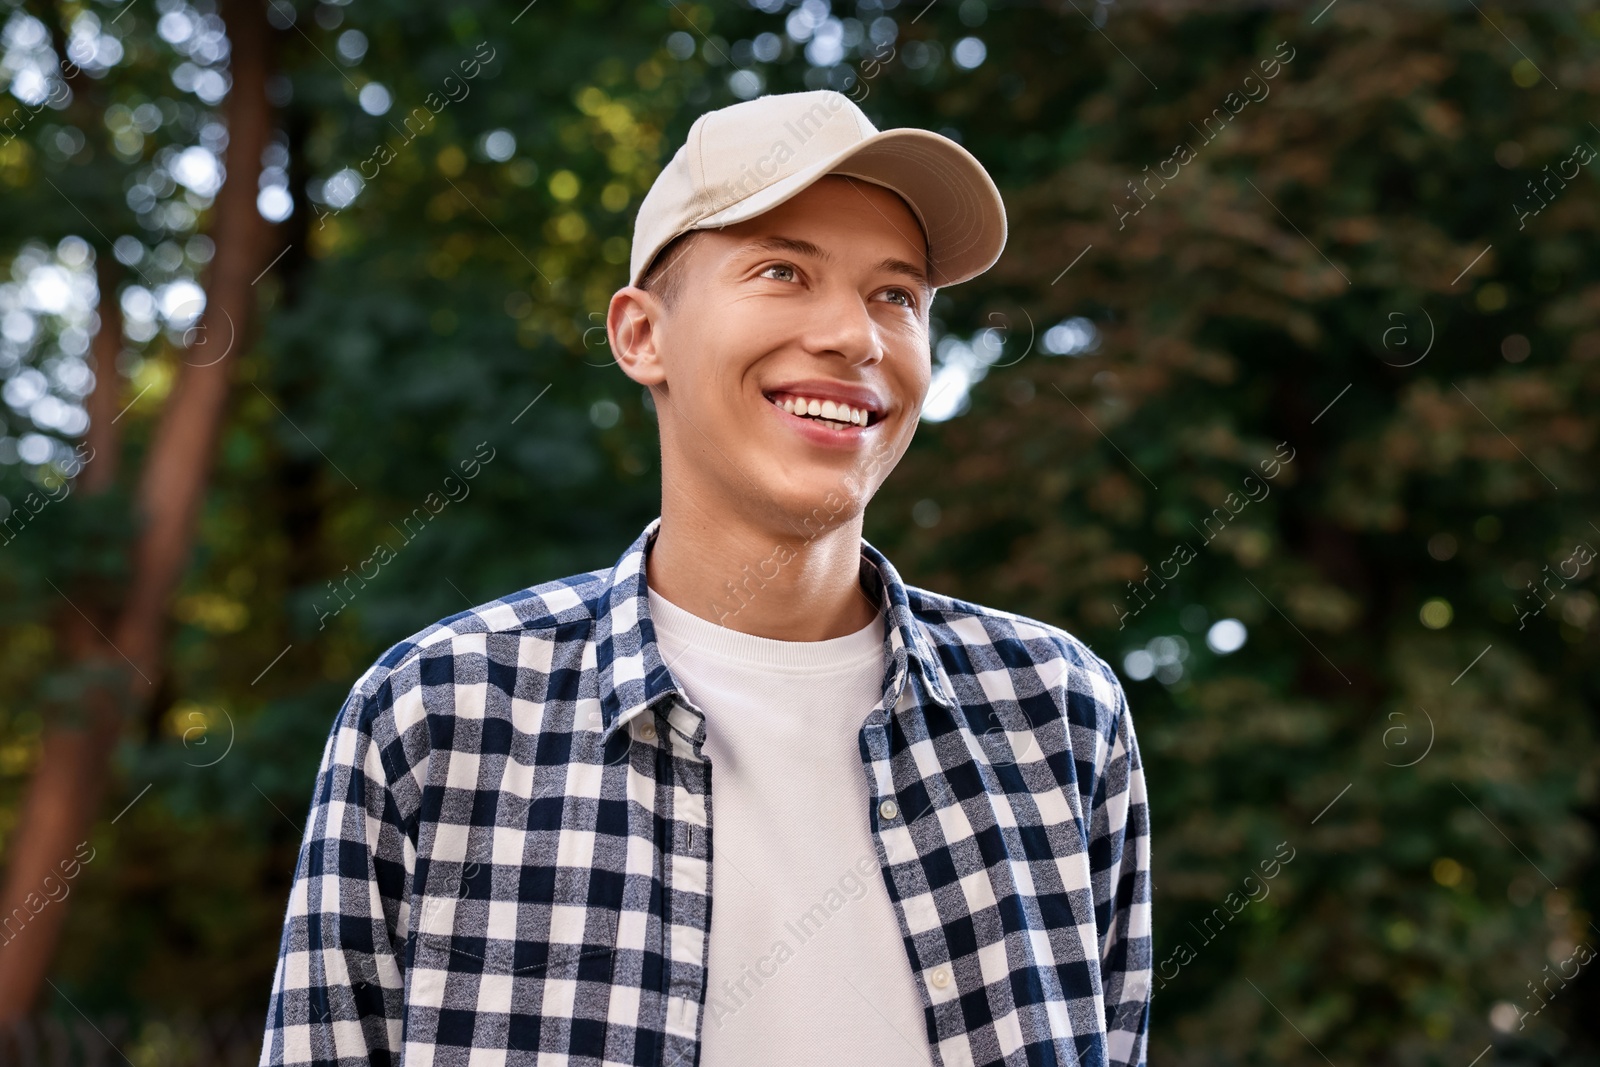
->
[596, 516, 958, 745]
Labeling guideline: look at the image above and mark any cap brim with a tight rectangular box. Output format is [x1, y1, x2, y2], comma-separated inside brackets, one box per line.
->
[692, 127, 1007, 289]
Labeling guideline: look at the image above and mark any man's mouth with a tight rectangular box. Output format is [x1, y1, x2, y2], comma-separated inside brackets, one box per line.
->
[763, 391, 881, 431]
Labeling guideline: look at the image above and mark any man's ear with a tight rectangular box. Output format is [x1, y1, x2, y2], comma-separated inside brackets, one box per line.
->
[608, 286, 668, 387]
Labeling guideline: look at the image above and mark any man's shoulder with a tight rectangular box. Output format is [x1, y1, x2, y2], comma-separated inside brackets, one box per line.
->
[903, 581, 1128, 723]
[346, 563, 614, 704]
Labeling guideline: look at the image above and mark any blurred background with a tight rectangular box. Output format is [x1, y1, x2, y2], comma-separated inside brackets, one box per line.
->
[0, 0, 1596, 1063]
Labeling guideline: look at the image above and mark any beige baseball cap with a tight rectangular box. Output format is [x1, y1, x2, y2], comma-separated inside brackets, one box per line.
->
[629, 89, 1007, 291]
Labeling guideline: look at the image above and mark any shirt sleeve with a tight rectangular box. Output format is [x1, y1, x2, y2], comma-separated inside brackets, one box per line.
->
[258, 677, 418, 1066]
[1087, 673, 1152, 1067]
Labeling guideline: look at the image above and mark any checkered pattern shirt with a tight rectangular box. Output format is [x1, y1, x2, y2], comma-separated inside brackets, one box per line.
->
[259, 516, 1152, 1067]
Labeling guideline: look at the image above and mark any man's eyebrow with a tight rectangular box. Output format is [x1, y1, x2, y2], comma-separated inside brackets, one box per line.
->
[735, 235, 934, 300]
[875, 256, 935, 301]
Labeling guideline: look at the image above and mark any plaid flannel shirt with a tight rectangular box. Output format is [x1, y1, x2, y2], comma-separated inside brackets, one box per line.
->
[259, 516, 1152, 1067]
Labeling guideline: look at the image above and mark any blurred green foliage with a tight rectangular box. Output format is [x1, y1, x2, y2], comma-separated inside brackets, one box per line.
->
[0, 0, 1597, 1063]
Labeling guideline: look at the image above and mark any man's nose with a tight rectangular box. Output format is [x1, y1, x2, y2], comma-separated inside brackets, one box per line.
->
[803, 285, 884, 367]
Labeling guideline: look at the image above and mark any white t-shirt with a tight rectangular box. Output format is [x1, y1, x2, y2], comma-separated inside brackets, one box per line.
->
[646, 586, 934, 1067]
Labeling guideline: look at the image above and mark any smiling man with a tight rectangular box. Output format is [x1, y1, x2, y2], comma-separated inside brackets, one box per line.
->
[261, 90, 1151, 1067]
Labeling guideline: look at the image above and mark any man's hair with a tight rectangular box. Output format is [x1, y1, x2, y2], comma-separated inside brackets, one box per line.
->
[635, 230, 706, 312]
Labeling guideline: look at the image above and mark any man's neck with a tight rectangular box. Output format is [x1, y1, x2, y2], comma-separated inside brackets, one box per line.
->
[645, 502, 881, 642]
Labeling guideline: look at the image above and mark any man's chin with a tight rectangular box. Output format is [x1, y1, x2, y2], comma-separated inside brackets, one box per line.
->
[750, 480, 869, 541]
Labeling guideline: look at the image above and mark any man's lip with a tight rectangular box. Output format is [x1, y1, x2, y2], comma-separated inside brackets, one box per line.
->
[762, 392, 880, 447]
[761, 380, 889, 421]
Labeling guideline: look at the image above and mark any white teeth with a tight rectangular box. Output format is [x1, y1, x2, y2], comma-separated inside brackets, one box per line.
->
[769, 394, 874, 428]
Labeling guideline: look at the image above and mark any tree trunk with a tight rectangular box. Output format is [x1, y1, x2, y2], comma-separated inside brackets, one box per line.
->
[80, 255, 123, 494]
[0, 0, 276, 1018]
[114, 0, 274, 678]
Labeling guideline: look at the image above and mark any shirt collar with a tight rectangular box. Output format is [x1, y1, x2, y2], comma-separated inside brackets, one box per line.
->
[596, 516, 958, 745]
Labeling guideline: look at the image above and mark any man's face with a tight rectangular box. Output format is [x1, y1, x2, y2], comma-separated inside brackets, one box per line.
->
[612, 175, 933, 537]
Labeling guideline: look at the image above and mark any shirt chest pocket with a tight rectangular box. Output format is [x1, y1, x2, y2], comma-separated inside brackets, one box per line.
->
[406, 820, 621, 1022]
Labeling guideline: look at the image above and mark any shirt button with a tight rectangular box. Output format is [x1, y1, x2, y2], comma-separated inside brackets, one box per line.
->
[931, 966, 951, 989]
[640, 721, 657, 741]
[878, 798, 899, 821]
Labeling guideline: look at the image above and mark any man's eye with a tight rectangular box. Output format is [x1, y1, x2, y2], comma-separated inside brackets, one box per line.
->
[760, 263, 798, 282]
[882, 288, 915, 308]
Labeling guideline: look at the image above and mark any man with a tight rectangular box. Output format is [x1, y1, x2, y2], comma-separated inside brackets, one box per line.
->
[260, 89, 1151, 1067]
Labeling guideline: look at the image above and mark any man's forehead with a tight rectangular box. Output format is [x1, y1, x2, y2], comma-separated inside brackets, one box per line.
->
[734, 176, 920, 240]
